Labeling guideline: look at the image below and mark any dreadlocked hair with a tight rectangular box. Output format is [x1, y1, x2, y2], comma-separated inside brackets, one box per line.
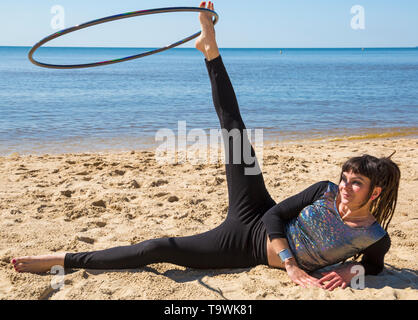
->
[338, 151, 401, 262]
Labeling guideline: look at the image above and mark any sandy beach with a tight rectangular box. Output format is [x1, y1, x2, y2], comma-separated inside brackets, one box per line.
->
[0, 136, 417, 300]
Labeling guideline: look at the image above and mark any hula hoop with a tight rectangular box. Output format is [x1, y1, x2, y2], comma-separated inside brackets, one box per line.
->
[28, 7, 219, 69]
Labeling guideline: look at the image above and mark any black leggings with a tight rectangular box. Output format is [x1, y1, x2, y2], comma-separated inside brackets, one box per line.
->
[64, 56, 277, 270]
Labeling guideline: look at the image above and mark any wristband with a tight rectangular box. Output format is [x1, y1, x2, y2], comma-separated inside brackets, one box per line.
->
[278, 248, 293, 262]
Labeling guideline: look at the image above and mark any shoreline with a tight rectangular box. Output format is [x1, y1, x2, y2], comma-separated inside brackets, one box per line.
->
[2, 126, 417, 158]
[3, 46, 418, 49]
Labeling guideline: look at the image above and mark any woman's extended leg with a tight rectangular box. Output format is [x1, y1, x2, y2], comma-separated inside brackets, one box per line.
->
[13, 218, 259, 273]
[64, 219, 260, 270]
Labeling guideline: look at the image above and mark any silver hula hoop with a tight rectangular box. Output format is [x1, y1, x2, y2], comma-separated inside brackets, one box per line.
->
[28, 7, 219, 69]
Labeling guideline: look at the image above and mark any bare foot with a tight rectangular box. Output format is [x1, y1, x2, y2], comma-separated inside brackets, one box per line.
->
[195, 1, 220, 61]
[11, 253, 66, 274]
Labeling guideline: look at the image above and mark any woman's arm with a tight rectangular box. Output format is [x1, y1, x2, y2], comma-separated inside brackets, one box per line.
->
[261, 180, 330, 240]
[360, 233, 391, 275]
[270, 237, 325, 289]
[263, 181, 330, 289]
[317, 234, 391, 291]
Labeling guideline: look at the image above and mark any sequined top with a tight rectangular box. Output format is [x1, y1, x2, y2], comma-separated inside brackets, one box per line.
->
[285, 181, 387, 272]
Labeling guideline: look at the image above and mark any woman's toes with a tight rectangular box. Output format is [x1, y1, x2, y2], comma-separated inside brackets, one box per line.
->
[14, 262, 24, 268]
[18, 264, 28, 272]
[12, 257, 32, 272]
[13, 261, 33, 273]
[13, 256, 30, 265]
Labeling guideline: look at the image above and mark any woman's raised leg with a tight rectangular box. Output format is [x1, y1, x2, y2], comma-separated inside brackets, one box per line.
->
[196, 2, 275, 222]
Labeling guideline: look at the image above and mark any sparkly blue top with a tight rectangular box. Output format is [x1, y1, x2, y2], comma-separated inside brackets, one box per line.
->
[285, 182, 387, 272]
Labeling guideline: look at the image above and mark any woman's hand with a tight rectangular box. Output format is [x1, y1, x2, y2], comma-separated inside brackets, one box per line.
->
[285, 259, 324, 289]
[317, 264, 358, 291]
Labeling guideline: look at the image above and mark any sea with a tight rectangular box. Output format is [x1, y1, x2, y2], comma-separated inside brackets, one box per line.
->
[0, 46, 417, 156]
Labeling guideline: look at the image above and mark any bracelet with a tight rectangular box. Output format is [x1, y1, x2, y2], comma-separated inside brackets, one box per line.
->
[278, 248, 293, 262]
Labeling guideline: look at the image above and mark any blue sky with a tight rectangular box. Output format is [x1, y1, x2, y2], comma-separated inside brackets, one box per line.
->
[1, 0, 417, 48]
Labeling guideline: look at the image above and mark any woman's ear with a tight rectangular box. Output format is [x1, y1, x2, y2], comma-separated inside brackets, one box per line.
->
[370, 186, 382, 200]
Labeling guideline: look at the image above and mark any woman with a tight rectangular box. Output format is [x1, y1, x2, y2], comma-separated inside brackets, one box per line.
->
[11, 2, 400, 291]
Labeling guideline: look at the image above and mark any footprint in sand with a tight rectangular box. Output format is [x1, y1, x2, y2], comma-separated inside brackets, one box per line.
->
[110, 170, 125, 176]
[76, 171, 90, 176]
[60, 190, 74, 198]
[168, 196, 179, 203]
[95, 221, 107, 228]
[129, 180, 140, 189]
[75, 236, 95, 244]
[155, 192, 169, 198]
[150, 179, 168, 187]
[92, 200, 106, 208]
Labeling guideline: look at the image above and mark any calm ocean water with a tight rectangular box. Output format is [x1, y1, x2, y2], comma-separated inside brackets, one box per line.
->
[0, 46, 417, 155]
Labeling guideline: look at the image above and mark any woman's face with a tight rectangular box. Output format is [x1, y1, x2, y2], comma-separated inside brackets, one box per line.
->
[339, 170, 372, 209]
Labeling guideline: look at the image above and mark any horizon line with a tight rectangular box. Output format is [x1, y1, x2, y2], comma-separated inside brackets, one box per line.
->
[1, 45, 418, 50]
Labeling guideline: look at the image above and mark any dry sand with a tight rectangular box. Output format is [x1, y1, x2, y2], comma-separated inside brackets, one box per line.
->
[0, 137, 417, 300]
